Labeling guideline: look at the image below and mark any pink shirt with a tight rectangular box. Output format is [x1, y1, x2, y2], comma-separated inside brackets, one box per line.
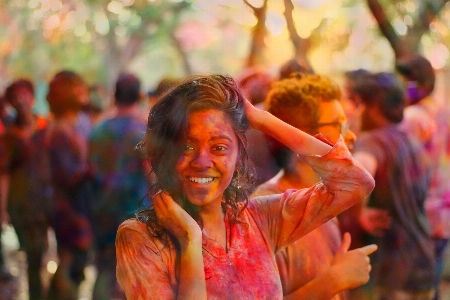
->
[116, 138, 374, 299]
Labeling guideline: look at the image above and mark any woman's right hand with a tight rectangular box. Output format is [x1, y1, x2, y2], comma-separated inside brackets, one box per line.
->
[153, 191, 202, 249]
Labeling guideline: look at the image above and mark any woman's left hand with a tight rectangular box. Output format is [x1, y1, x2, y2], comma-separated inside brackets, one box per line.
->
[153, 191, 202, 249]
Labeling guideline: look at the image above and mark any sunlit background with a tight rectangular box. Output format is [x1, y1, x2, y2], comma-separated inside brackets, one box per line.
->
[0, 0, 449, 110]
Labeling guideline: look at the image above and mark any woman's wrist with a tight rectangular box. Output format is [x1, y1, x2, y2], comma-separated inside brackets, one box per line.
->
[248, 108, 270, 132]
[327, 265, 349, 292]
[179, 228, 202, 251]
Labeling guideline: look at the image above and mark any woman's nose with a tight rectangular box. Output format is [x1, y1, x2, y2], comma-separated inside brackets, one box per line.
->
[191, 148, 213, 169]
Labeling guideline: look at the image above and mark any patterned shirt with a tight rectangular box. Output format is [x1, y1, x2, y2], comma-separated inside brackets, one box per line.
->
[116, 138, 374, 299]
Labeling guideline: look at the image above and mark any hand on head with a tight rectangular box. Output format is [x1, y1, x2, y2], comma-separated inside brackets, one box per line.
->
[330, 232, 378, 290]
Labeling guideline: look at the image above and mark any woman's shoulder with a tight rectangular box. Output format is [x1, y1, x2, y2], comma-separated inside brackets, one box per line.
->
[117, 218, 174, 255]
[118, 218, 148, 233]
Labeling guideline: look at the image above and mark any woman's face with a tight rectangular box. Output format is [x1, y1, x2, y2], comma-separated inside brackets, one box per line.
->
[175, 109, 239, 209]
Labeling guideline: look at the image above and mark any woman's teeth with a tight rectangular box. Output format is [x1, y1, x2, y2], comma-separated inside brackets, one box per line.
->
[189, 177, 214, 184]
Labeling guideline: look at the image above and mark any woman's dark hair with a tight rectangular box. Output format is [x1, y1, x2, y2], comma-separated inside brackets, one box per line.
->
[137, 74, 255, 238]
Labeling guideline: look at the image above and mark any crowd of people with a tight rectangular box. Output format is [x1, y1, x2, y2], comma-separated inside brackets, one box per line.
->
[0, 54, 449, 300]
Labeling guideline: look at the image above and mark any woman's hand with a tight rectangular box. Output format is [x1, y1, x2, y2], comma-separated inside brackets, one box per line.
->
[153, 192, 207, 299]
[330, 232, 378, 290]
[153, 191, 202, 249]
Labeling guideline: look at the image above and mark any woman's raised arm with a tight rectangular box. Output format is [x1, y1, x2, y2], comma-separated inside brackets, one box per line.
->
[245, 99, 332, 156]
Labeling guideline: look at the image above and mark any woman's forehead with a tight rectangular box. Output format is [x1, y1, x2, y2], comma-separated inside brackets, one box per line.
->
[186, 109, 237, 141]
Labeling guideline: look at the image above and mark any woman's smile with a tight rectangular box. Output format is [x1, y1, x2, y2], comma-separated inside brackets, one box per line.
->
[188, 177, 215, 184]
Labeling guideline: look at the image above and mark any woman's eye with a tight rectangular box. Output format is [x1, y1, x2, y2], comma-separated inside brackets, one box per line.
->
[212, 145, 227, 151]
[184, 145, 194, 151]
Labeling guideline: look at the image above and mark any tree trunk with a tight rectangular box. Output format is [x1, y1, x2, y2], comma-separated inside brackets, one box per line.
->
[171, 33, 192, 75]
[366, 0, 449, 59]
[244, 0, 268, 67]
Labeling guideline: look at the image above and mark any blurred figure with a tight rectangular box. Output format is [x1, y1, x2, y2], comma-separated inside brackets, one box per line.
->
[338, 69, 392, 252]
[147, 77, 181, 110]
[252, 73, 376, 299]
[45, 71, 94, 300]
[342, 69, 371, 137]
[396, 55, 450, 300]
[0, 94, 13, 283]
[83, 84, 108, 126]
[0, 79, 51, 299]
[278, 58, 314, 80]
[352, 72, 436, 300]
[88, 73, 149, 300]
[0, 94, 15, 129]
[238, 67, 275, 106]
[238, 67, 279, 186]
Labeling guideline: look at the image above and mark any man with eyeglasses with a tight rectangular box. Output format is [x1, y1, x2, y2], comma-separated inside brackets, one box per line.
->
[252, 72, 377, 300]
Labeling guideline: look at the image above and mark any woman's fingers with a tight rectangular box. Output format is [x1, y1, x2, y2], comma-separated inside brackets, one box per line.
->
[152, 192, 164, 211]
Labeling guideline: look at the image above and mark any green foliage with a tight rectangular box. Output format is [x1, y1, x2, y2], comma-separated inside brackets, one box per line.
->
[0, 0, 193, 87]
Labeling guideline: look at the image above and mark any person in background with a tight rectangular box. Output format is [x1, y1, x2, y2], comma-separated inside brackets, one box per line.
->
[252, 73, 377, 299]
[89, 73, 149, 300]
[278, 58, 314, 79]
[0, 79, 50, 299]
[45, 70, 94, 300]
[238, 67, 279, 186]
[147, 77, 182, 110]
[115, 74, 375, 299]
[352, 72, 436, 300]
[396, 55, 450, 300]
[338, 70, 392, 251]
[83, 84, 108, 126]
[0, 94, 13, 282]
[341, 69, 370, 137]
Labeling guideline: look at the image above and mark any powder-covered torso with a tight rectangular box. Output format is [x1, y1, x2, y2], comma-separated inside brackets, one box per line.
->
[116, 137, 375, 299]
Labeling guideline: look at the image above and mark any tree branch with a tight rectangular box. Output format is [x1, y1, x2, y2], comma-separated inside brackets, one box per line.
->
[244, 0, 268, 67]
[283, 0, 309, 58]
[171, 33, 192, 75]
[366, 0, 408, 58]
[414, 0, 449, 35]
[243, 0, 260, 13]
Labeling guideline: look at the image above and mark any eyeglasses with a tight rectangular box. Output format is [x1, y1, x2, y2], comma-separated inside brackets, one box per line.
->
[310, 121, 350, 135]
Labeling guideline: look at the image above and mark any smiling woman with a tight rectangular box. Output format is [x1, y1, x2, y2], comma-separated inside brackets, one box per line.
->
[115, 74, 375, 300]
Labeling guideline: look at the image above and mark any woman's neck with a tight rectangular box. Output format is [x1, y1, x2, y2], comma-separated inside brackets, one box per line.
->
[198, 200, 227, 248]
